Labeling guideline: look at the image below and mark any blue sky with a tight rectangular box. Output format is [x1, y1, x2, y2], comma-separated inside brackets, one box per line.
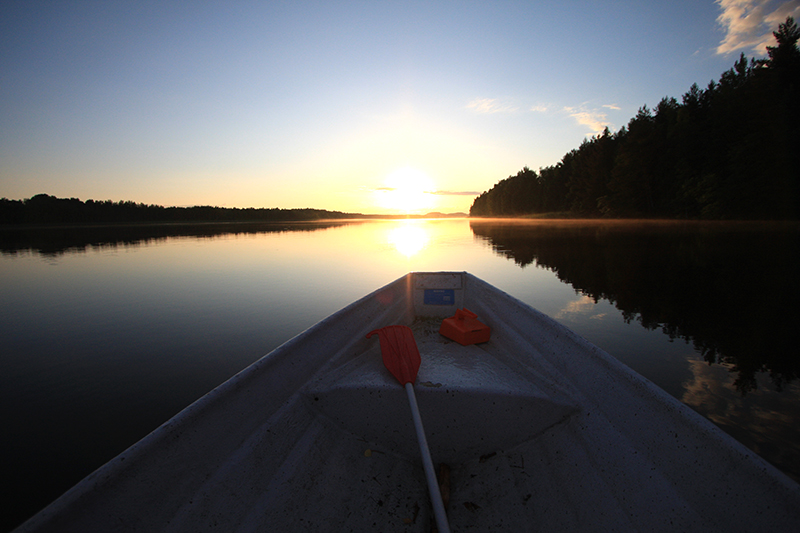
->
[2, 1, 797, 213]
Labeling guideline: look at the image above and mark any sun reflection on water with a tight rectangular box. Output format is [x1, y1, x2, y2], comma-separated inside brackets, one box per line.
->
[387, 222, 430, 257]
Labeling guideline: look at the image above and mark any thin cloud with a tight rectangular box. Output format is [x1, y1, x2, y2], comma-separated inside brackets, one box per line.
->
[715, 0, 800, 55]
[563, 105, 612, 135]
[466, 98, 519, 114]
[475, 98, 616, 135]
[371, 187, 478, 196]
[429, 190, 481, 196]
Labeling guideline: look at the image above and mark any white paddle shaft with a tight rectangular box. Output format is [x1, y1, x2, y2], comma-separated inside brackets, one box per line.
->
[405, 382, 450, 533]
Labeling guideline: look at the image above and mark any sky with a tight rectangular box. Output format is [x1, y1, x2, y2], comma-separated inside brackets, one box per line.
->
[2, 1, 798, 214]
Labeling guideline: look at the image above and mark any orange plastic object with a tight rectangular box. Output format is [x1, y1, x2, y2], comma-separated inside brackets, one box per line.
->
[366, 325, 421, 385]
[439, 308, 491, 346]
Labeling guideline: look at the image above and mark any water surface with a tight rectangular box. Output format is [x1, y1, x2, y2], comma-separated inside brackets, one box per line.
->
[1, 219, 798, 530]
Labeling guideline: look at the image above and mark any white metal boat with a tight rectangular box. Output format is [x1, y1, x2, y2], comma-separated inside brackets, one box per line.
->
[15, 272, 800, 531]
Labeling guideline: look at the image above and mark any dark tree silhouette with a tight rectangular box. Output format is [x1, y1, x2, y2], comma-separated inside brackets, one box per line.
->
[0, 194, 357, 225]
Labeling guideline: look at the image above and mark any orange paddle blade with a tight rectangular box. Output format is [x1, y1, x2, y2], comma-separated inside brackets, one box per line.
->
[366, 325, 421, 385]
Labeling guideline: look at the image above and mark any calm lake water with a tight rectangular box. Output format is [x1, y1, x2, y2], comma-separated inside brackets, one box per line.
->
[1, 218, 799, 530]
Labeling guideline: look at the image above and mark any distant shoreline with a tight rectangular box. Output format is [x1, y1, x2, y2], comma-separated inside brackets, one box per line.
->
[0, 194, 468, 226]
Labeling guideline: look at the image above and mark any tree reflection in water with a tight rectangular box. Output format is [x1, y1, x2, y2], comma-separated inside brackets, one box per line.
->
[0, 221, 360, 257]
[470, 219, 800, 395]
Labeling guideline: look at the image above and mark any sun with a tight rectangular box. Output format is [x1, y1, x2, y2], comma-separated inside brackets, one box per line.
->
[374, 167, 436, 213]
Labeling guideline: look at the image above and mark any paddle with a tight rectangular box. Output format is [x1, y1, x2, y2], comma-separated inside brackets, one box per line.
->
[366, 325, 451, 533]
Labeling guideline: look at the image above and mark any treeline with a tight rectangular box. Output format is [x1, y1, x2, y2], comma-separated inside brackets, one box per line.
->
[471, 18, 800, 220]
[0, 194, 355, 225]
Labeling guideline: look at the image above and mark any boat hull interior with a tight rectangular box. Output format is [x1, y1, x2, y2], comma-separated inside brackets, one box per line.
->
[16, 272, 800, 532]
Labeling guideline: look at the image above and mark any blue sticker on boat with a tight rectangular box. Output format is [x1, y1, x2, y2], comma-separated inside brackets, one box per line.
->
[424, 289, 455, 305]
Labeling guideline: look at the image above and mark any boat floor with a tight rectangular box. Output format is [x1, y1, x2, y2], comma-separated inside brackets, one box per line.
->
[297, 317, 581, 531]
[212, 317, 792, 532]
